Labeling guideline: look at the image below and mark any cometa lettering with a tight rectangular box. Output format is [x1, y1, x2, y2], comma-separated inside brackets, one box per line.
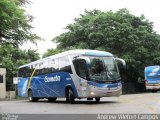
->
[44, 75, 60, 82]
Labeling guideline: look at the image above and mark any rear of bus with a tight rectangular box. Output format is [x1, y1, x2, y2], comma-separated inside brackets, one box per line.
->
[145, 66, 160, 93]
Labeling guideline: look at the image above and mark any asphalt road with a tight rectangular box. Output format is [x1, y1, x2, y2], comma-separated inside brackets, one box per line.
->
[0, 92, 160, 114]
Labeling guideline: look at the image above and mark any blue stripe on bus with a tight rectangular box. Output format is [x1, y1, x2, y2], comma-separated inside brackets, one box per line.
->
[18, 72, 78, 98]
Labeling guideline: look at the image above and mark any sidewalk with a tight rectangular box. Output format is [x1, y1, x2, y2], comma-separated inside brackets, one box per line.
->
[0, 98, 17, 101]
[0, 98, 7, 101]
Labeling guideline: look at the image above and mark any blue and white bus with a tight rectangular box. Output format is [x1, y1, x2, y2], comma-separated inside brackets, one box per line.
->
[145, 66, 160, 93]
[18, 49, 125, 103]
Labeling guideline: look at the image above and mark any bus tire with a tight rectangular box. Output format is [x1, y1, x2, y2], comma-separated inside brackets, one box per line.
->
[152, 90, 157, 93]
[95, 97, 100, 102]
[48, 97, 57, 102]
[66, 97, 69, 103]
[28, 90, 38, 102]
[68, 89, 75, 104]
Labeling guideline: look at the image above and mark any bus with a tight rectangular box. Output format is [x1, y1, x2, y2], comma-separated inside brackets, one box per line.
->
[18, 49, 126, 103]
[145, 65, 160, 93]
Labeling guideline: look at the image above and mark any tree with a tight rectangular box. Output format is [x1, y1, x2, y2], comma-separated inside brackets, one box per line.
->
[53, 8, 160, 82]
[42, 48, 61, 58]
[0, 0, 40, 47]
[0, 0, 41, 85]
[0, 44, 40, 84]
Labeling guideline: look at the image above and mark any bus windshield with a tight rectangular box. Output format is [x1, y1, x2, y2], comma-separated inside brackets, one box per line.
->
[88, 56, 120, 82]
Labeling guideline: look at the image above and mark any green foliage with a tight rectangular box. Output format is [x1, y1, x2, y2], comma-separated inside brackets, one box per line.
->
[0, 0, 40, 46]
[0, 44, 40, 83]
[53, 8, 160, 82]
[42, 48, 61, 58]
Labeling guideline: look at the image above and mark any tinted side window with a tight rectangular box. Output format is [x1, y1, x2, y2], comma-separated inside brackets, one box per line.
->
[34, 59, 59, 76]
[18, 66, 33, 77]
[35, 61, 49, 75]
[49, 59, 59, 73]
[18, 67, 27, 77]
[34, 64, 40, 76]
[18, 68, 24, 77]
[59, 56, 72, 74]
[26, 65, 33, 77]
[41, 61, 49, 75]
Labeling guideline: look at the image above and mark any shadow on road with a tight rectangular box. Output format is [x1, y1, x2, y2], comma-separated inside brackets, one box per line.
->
[25, 99, 119, 105]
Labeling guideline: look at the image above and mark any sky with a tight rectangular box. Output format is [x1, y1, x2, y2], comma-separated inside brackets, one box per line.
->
[20, 0, 160, 55]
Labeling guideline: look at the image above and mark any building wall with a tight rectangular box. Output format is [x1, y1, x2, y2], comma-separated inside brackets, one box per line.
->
[0, 68, 6, 99]
[6, 91, 16, 99]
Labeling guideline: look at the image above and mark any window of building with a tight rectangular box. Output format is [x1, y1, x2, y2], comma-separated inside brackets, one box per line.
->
[0, 75, 3, 83]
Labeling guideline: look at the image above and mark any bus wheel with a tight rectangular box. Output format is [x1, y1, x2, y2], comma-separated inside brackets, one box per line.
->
[95, 97, 100, 102]
[48, 98, 57, 102]
[68, 89, 75, 104]
[28, 90, 38, 102]
[152, 90, 157, 93]
[66, 97, 69, 103]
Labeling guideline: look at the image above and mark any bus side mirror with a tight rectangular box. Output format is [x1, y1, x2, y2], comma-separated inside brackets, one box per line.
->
[115, 58, 126, 69]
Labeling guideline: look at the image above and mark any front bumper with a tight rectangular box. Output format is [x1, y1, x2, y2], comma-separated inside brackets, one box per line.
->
[146, 85, 160, 90]
[88, 86, 122, 97]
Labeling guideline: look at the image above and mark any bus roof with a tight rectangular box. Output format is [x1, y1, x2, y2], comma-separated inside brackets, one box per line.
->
[19, 49, 113, 68]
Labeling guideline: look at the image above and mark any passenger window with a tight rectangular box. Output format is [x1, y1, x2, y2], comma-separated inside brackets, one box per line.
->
[59, 56, 72, 73]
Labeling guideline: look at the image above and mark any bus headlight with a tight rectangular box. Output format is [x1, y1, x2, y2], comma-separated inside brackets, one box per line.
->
[90, 92, 95, 95]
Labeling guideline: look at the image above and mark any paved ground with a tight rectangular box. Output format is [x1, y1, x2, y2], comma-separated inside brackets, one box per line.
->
[0, 92, 160, 114]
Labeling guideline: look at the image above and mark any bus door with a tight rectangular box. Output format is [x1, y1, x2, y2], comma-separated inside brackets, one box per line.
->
[73, 58, 90, 97]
